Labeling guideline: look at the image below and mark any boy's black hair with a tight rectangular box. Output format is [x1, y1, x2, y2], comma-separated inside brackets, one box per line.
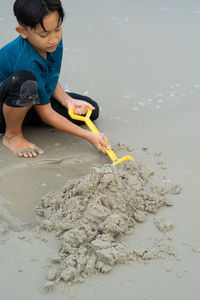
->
[13, 0, 65, 30]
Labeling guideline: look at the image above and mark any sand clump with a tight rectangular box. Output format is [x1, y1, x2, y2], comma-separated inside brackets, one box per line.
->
[35, 161, 181, 285]
[154, 216, 174, 232]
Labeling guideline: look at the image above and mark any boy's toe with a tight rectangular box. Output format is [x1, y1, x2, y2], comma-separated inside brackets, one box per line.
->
[33, 146, 44, 155]
[23, 148, 33, 157]
[16, 147, 44, 158]
[16, 150, 29, 158]
[16, 150, 23, 157]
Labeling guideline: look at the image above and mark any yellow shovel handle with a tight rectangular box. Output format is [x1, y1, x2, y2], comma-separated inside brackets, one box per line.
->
[68, 108, 119, 161]
[68, 108, 133, 165]
[68, 108, 99, 133]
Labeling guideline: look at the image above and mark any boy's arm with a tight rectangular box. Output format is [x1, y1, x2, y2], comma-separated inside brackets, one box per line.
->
[52, 82, 94, 115]
[34, 103, 110, 153]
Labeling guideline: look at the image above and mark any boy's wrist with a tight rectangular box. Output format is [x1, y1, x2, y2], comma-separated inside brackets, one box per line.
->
[78, 128, 95, 144]
[62, 95, 73, 108]
[80, 128, 91, 140]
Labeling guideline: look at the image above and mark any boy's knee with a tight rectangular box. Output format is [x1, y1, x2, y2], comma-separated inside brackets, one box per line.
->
[81, 96, 99, 121]
[4, 70, 40, 107]
[16, 70, 37, 82]
[90, 102, 99, 121]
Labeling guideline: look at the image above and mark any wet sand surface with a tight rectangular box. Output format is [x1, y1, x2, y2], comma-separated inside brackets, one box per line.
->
[0, 0, 200, 299]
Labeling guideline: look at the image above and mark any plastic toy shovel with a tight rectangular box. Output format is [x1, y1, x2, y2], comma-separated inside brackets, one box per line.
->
[68, 107, 133, 166]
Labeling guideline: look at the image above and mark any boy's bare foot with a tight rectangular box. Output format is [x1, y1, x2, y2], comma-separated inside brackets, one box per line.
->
[3, 134, 44, 158]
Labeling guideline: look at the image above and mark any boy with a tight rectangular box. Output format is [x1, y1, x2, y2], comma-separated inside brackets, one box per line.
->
[0, 0, 110, 158]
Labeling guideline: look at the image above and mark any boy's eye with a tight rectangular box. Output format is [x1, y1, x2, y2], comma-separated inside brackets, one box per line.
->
[40, 34, 48, 38]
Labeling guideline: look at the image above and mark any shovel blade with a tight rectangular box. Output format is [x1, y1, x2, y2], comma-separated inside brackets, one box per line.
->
[112, 155, 133, 166]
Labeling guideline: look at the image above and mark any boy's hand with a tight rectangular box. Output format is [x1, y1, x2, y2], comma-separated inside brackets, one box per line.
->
[87, 132, 111, 154]
[66, 97, 94, 115]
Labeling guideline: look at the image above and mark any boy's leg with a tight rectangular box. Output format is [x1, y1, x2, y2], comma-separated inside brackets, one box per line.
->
[50, 92, 99, 126]
[0, 71, 44, 157]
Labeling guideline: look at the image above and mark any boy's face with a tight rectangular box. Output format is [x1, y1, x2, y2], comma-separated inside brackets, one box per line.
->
[17, 11, 62, 58]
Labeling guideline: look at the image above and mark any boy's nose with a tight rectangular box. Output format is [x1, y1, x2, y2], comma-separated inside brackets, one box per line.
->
[48, 33, 58, 45]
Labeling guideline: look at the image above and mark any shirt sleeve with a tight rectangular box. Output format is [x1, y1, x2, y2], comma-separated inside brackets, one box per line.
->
[29, 62, 51, 105]
[0, 47, 16, 82]
[14, 55, 51, 105]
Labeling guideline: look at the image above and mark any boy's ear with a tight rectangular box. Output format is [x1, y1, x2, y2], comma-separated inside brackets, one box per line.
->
[15, 26, 28, 39]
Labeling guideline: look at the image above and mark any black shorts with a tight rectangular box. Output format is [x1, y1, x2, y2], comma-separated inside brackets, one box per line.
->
[0, 70, 99, 133]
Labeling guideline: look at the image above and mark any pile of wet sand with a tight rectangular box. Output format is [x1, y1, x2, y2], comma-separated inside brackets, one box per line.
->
[35, 157, 182, 287]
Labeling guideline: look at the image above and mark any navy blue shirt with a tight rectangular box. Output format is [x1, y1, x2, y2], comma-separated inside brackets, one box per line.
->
[0, 36, 63, 105]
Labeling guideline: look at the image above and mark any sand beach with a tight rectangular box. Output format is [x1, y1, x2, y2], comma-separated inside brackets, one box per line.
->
[0, 1, 200, 299]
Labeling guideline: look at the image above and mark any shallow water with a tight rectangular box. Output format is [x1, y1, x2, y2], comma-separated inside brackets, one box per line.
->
[0, 157, 94, 227]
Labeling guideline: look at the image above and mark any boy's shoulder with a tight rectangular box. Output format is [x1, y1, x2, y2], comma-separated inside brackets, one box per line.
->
[0, 36, 31, 83]
[0, 36, 24, 54]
